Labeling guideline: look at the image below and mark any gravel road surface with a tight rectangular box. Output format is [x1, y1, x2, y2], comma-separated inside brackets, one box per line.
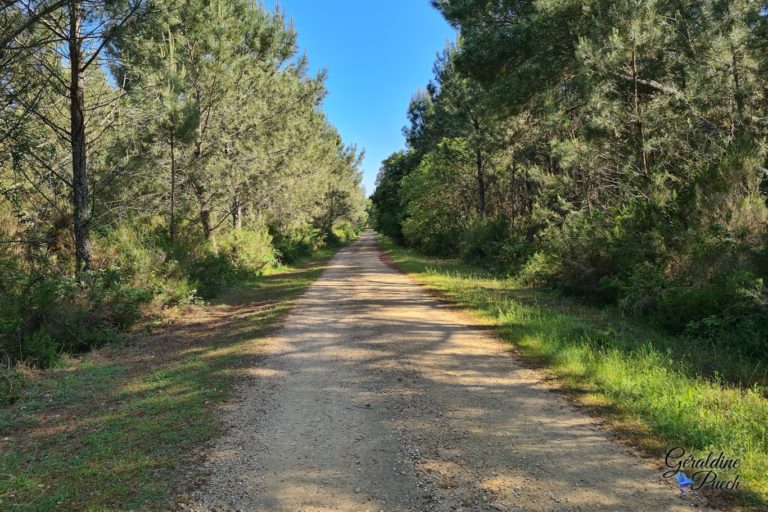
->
[186, 231, 715, 512]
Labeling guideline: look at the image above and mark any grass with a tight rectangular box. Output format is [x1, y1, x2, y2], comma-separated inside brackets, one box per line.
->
[379, 235, 768, 510]
[0, 244, 341, 511]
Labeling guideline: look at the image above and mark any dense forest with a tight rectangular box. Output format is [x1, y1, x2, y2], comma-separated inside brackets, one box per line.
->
[0, 0, 366, 368]
[372, 0, 768, 371]
[2, 2, 768, 509]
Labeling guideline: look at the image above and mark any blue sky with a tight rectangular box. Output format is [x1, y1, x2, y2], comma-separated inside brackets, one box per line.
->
[263, 0, 456, 195]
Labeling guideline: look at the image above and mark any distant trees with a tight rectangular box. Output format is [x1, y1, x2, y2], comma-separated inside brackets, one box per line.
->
[1, 0, 366, 366]
[373, 0, 768, 354]
[370, 151, 415, 241]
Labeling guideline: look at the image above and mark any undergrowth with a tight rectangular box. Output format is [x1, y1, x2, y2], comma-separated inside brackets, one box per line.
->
[380, 235, 768, 510]
[0, 244, 340, 510]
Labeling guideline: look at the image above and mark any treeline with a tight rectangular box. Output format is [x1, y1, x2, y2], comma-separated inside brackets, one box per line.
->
[0, 0, 366, 368]
[372, 0, 768, 369]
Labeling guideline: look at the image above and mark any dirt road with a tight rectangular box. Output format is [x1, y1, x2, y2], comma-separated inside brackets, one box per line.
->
[187, 231, 714, 511]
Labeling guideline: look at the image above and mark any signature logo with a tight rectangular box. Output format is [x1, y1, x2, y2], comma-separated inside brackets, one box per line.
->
[663, 447, 741, 495]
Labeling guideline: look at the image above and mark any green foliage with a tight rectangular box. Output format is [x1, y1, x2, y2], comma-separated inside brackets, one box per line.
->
[218, 228, 277, 275]
[517, 251, 562, 287]
[660, 273, 767, 354]
[370, 151, 418, 241]
[1, 219, 305, 367]
[0, 0, 367, 368]
[400, 140, 478, 255]
[270, 224, 325, 263]
[381, 235, 768, 505]
[0, 251, 333, 510]
[187, 228, 276, 299]
[331, 220, 363, 244]
[379, 0, 768, 376]
[0, 267, 151, 368]
[187, 252, 240, 300]
[458, 217, 533, 272]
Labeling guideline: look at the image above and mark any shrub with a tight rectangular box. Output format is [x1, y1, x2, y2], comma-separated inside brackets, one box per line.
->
[459, 217, 505, 264]
[402, 215, 461, 256]
[399, 143, 473, 256]
[95, 222, 197, 309]
[155, 260, 199, 307]
[517, 251, 562, 286]
[188, 252, 239, 300]
[0, 219, 328, 368]
[672, 273, 768, 357]
[0, 267, 152, 368]
[459, 217, 534, 272]
[95, 222, 166, 278]
[218, 228, 276, 274]
[270, 225, 324, 263]
[606, 262, 768, 360]
[189, 227, 276, 299]
[608, 261, 669, 316]
[331, 220, 362, 244]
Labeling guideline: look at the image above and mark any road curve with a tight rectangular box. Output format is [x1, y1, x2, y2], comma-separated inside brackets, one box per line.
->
[186, 230, 714, 512]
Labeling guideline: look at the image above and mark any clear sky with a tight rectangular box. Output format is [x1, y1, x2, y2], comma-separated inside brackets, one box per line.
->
[263, 0, 456, 196]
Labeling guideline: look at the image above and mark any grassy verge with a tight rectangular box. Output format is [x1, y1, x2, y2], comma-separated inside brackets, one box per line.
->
[0, 244, 341, 511]
[379, 236, 768, 510]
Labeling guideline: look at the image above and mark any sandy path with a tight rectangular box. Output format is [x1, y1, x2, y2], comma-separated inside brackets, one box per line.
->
[186, 231, 714, 512]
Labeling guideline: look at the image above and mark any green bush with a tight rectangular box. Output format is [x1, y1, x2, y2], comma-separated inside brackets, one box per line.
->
[0, 219, 327, 368]
[188, 252, 239, 300]
[270, 225, 324, 263]
[331, 220, 362, 244]
[459, 217, 534, 272]
[96, 222, 197, 309]
[459, 217, 505, 264]
[517, 204, 663, 298]
[17, 327, 58, 368]
[155, 259, 199, 307]
[603, 261, 768, 361]
[669, 273, 768, 356]
[399, 143, 472, 256]
[517, 250, 562, 286]
[0, 267, 152, 368]
[218, 228, 276, 273]
[608, 261, 669, 315]
[96, 223, 166, 277]
[189, 227, 276, 299]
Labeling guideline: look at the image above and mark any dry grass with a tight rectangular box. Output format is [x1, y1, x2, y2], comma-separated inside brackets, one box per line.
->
[0, 248, 338, 511]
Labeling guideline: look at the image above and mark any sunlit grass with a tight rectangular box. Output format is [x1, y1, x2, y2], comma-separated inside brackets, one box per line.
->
[0, 248, 337, 511]
[380, 236, 768, 509]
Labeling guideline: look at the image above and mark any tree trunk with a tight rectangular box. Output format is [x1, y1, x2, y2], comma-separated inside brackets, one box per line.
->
[631, 48, 649, 178]
[192, 134, 215, 243]
[472, 118, 486, 217]
[169, 128, 176, 244]
[69, 1, 91, 273]
[476, 147, 486, 216]
[195, 183, 213, 240]
[731, 43, 744, 135]
[232, 197, 242, 230]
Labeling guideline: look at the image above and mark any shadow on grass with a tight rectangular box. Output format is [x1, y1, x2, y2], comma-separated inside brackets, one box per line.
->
[378, 236, 768, 511]
[0, 252, 335, 511]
